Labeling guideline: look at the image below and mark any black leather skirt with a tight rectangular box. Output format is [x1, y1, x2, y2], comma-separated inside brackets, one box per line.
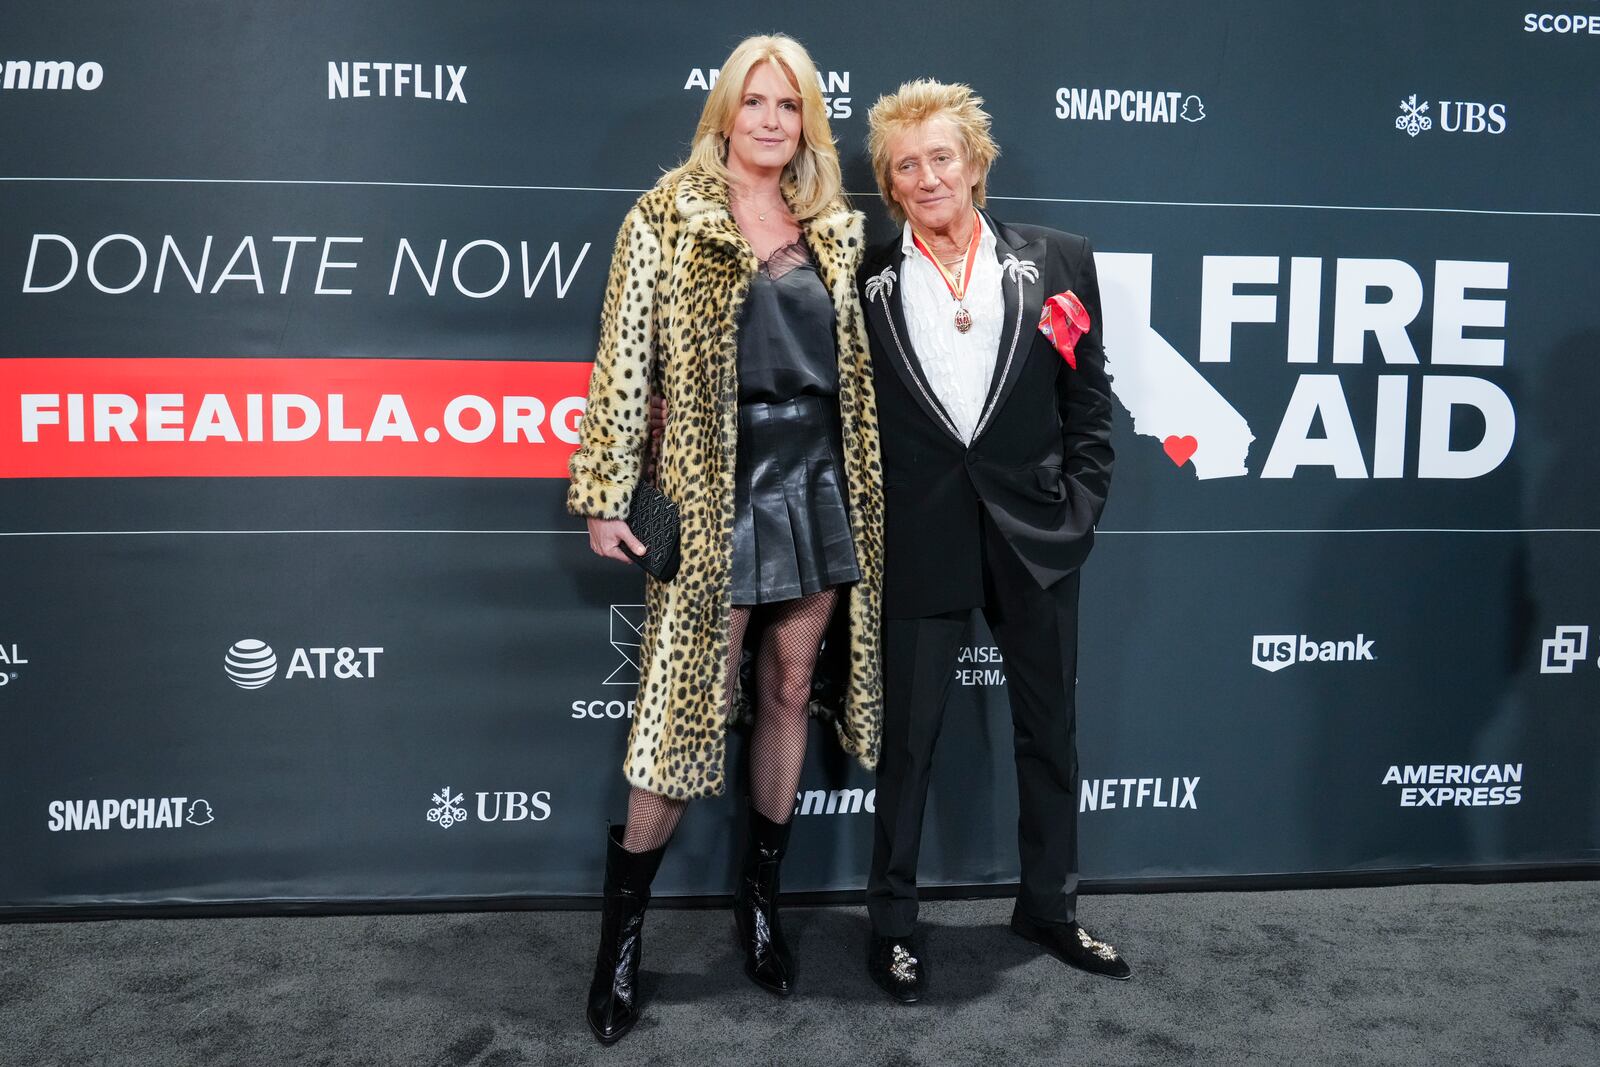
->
[729, 395, 861, 606]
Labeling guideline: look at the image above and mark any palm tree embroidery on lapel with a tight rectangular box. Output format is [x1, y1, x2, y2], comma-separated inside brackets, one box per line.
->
[865, 262, 962, 442]
[970, 255, 1040, 442]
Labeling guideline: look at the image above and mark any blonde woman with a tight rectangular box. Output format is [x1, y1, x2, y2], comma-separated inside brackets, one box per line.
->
[567, 34, 882, 1043]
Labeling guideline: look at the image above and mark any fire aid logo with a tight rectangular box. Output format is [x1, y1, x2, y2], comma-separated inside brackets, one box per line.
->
[1252, 634, 1375, 672]
[1540, 625, 1591, 673]
[1054, 88, 1205, 123]
[1095, 251, 1515, 482]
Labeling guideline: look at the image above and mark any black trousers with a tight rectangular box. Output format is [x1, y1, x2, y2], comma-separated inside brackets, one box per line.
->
[867, 511, 1081, 937]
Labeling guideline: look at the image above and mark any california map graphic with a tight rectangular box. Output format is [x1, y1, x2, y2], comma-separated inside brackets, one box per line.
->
[1095, 252, 1254, 479]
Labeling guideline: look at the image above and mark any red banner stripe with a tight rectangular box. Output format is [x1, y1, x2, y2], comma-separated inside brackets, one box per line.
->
[0, 358, 593, 478]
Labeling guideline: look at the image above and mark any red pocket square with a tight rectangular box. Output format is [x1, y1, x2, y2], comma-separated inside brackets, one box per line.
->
[1038, 290, 1091, 369]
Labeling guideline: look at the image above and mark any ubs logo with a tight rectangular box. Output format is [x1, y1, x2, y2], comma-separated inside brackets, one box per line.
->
[1395, 93, 1507, 136]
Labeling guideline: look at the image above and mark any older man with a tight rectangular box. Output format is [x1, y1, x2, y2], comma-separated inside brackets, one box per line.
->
[859, 79, 1128, 1002]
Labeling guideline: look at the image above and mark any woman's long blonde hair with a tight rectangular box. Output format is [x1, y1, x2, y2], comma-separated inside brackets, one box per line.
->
[660, 34, 844, 220]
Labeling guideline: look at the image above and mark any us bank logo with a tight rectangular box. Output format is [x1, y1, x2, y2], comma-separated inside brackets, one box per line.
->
[1252, 633, 1375, 672]
[1395, 93, 1506, 136]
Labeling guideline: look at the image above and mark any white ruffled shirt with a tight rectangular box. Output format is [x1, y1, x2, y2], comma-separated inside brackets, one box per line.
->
[900, 214, 1005, 444]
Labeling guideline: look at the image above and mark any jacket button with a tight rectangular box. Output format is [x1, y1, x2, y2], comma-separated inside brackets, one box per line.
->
[964, 454, 976, 465]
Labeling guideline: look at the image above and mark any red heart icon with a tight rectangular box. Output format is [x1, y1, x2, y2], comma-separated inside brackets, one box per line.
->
[1163, 435, 1198, 467]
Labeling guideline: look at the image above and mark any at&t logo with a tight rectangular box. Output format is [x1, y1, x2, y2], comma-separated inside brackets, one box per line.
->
[427, 786, 553, 828]
[224, 638, 384, 688]
[1395, 93, 1507, 137]
[1540, 625, 1594, 673]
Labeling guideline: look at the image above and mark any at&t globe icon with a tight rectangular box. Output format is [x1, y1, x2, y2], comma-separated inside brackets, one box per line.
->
[225, 639, 277, 689]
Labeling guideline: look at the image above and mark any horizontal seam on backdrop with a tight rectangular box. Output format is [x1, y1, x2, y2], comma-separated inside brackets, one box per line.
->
[1, 177, 1597, 217]
[2, 529, 1599, 537]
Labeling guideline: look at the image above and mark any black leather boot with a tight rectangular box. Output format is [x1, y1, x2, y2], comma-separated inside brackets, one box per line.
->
[586, 825, 667, 1045]
[733, 806, 795, 995]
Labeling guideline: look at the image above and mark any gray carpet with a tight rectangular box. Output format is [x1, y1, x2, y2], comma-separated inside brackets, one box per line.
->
[2, 882, 1597, 1067]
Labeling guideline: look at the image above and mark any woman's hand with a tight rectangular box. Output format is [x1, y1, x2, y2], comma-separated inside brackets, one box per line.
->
[587, 517, 647, 563]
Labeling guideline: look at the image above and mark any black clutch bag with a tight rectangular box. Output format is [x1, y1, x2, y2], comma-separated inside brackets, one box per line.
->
[623, 482, 681, 582]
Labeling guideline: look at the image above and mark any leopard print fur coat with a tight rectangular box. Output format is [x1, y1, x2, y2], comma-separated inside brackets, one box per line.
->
[568, 170, 883, 800]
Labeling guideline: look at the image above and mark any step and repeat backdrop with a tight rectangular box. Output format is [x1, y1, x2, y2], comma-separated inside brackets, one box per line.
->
[2, 2, 1597, 913]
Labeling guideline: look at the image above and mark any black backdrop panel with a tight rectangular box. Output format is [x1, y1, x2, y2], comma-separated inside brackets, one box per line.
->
[2, 1, 1597, 910]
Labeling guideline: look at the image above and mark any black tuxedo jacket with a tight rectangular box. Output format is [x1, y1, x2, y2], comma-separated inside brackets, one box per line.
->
[859, 212, 1115, 619]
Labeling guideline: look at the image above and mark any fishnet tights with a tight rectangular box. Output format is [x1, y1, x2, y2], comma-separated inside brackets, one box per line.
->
[620, 587, 840, 853]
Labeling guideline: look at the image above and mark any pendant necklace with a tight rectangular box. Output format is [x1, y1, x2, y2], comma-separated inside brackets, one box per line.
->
[911, 212, 982, 333]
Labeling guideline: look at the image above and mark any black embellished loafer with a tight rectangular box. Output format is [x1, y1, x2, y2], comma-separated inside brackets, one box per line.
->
[1010, 911, 1132, 981]
[866, 935, 926, 1004]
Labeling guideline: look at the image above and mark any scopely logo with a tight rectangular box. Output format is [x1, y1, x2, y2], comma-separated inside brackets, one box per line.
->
[1, 60, 103, 92]
[47, 796, 213, 831]
[0, 641, 27, 687]
[1396, 93, 1506, 136]
[427, 786, 551, 828]
[1252, 633, 1375, 672]
[571, 606, 644, 720]
[1540, 625, 1592, 673]
[1523, 13, 1600, 34]
[1054, 87, 1204, 123]
[328, 62, 466, 102]
[683, 67, 854, 118]
[604, 604, 644, 686]
[224, 639, 383, 688]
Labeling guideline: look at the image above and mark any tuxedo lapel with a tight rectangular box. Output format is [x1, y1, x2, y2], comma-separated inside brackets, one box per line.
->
[971, 214, 1046, 444]
[863, 248, 963, 443]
